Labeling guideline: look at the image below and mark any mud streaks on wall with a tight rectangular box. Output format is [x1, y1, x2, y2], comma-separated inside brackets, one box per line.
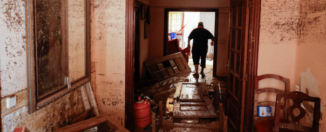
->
[0, 0, 27, 97]
[91, 0, 126, 127]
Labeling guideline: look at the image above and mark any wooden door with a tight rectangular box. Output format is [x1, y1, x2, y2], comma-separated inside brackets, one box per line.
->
[227, 0, 250, 132]
[173, 83, 218, 121]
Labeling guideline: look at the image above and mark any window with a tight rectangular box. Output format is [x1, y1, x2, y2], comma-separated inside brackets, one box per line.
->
[168, 12, 184, 33]
[25, 0, 91, 113]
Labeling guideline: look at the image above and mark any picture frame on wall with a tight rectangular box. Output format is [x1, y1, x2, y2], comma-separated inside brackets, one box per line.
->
[144, 22, 148, 39]
[146, 6, 150, 24]
[141, 4, 146, 20]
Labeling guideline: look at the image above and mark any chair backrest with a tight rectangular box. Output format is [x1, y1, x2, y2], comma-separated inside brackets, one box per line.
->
[253, 74, 290, 120]
[167, 39, 180, 55]
[274, 92, 320, 132]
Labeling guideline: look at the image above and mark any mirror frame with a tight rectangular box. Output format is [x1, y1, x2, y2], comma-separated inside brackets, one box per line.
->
[25, 0, 91, 113]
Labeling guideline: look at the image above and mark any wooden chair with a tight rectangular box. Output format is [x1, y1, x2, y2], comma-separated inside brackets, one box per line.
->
[254, 74, 290, 123]
[274, 91, 320, 132]
[254, 74, 290, 132]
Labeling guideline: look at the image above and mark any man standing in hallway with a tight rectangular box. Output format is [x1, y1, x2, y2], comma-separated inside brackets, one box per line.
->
[187, 22, 214, 77]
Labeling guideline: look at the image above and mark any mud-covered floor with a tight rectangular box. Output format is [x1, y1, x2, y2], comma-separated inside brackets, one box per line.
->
[134, 65, 227, 132]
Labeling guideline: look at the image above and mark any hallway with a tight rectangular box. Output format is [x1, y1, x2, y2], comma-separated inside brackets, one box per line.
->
[134, 65, 227, 132]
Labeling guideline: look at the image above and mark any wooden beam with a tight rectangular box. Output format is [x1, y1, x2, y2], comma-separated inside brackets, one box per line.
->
[125, 0, 135, 130]
[54, 115, 129, 132]
[159, 101, 163, 129]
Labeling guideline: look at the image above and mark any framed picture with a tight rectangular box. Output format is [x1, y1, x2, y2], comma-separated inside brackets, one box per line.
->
[146, 6, 150, 24]
[141, 4, 146, 20]
[257, 106, 272, 117]
[144, 22, 148, 39]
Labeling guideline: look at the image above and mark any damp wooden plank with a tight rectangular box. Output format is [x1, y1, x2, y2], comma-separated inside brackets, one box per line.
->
[173, 83, 207, 101]
[179, 83, 203, 102]
[201, 82, 209, 96]
[179, 102, 206, 106]
[173, 96, 218, 119]
[180, 106, 208, 111]
[144, 52, 191, 80]
[173, 82, 182, 99]
[162, 120, 220, 132]
[54, 115, 129, 132]
[86, 83, 99, 116]
[181, 119, 199, 124]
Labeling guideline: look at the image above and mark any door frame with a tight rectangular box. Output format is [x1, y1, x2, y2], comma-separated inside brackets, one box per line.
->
[125, 0, 134, 130]
[163, 8, 219, 77]
[243, 0, 262, 131]
[125, 0, 262, 131]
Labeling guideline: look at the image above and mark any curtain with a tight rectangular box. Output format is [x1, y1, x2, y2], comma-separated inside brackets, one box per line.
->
[169, 12, 184, 33]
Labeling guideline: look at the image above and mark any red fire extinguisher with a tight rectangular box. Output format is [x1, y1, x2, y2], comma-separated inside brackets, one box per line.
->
[133, 97, 152, 128]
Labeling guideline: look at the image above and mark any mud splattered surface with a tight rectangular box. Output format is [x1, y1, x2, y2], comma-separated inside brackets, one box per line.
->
[0, 0, 27, 97]
[298, 0, 326, 44]
[2, 88, 85, 132]
[133, 67, 225, 132]
[294, 0, 326, 131]
[91, 0, 126, 127]
[0, 1, 87, 131]
[260, 0, 326, 44]
[260, 0, 301, 44]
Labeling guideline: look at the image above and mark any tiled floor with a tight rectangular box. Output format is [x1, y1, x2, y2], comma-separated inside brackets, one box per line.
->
[134, 65, 226, 132]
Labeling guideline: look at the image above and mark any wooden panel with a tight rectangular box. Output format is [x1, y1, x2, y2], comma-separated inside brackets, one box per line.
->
[227, 0, 249, 131]
[179, 83, 203, 102]
[173, 96, 218, 119]
[173, 82, 218, 119]
[174, 57, 185, 71]
[167, 68, 174, 75]
[125, 0, 135, 129]
[174, 83, 207, 101]
[144, 52, 191, 80]
[53, 115, 129, 132]
[180, 106, 208, 111]
[201, 82, 209, 96]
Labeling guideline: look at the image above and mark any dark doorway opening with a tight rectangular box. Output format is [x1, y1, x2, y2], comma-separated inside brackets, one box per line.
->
[125, 0, 261, 131]
[164, 8, 219, 78]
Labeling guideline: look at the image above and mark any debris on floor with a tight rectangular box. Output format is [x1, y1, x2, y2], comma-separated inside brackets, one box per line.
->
[134, 64, 227, 132]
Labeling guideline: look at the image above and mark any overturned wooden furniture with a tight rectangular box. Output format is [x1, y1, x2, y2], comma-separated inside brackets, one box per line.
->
[151, 101, 163, 132]
[161, 103, 227, 132]
[173, 82, 218, 121]
[54, 115, 129, 132]
[144, 52, 191, 80]
[219, 103, 228, 132]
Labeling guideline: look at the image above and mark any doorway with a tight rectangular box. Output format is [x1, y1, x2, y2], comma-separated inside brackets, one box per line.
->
[164, 8, 219, 77]
[167, 11, 216, 72]
[125, 0, 261, 131]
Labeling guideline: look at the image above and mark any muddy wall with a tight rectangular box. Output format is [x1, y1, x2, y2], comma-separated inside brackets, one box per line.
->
[294, 0, 326, 130]
[0, 0, 27, 97]
[91, 0, 126, 127]
[0, 0, 89, 131]
[258, 0, 300, 89]
[258, 0, 326, 130]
